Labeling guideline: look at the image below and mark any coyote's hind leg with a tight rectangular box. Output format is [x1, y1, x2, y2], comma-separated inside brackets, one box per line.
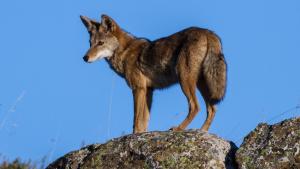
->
[201, 102, 216, 131]
[197, 81, 216, 131]
[171, 76, 200, 131]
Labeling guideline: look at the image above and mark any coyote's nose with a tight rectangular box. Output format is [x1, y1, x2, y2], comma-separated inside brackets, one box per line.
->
[83, 56, 88, 62]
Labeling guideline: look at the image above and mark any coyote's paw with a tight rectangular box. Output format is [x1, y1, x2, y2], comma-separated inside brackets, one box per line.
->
[169, 126, 184, 132]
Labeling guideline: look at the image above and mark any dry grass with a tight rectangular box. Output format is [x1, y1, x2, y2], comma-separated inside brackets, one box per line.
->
[0, 158, 36, 169]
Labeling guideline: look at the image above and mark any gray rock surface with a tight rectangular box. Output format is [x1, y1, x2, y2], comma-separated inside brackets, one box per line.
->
[46, 117, 300, 169]
[236, 117, 300, 169]
[46, 130, 237, 169]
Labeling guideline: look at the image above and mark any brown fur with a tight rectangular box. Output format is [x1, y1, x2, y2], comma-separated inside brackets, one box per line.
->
[80, 14, 227, 133]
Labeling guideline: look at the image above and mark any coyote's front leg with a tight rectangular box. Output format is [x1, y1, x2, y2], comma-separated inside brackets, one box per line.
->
[132, 88, 152, 133]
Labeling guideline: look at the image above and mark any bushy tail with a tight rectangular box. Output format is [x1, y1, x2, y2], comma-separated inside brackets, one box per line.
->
[202, 52, 227, 104]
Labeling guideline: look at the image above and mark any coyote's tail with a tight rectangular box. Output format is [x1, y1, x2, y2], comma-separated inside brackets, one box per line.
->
[202, 51, 227, 104]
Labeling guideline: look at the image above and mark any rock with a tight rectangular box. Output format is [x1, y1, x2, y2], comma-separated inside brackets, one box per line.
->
[47, 130, 237, 169]
[236, 117, 300, 169]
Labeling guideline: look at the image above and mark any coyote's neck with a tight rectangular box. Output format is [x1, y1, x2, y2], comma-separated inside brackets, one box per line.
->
[106, 30, 140, 77]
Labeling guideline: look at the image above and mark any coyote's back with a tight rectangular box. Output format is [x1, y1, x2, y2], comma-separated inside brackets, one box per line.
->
[139, 27, 227, 103]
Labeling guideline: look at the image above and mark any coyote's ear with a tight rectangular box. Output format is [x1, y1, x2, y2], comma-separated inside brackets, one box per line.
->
[101, 14, 117, 32]
[80, 15, 99, 32]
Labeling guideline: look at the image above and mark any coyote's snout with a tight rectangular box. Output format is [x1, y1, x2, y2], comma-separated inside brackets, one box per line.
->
[80, 14, 227, 133]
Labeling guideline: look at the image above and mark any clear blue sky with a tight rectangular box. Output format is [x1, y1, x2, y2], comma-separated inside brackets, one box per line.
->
[1, 0, 300, 165]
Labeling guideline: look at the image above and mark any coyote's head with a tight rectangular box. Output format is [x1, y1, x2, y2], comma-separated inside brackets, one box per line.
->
[80, 15, 119, 63]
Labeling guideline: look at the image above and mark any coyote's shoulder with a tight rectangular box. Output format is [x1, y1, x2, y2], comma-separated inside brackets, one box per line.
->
[81, 15, 227, 133]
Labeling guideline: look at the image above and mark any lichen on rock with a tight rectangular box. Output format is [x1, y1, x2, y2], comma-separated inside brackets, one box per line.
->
[46, 130, 237, 169]
[46, 117, 300, 169]
[236, 117, 300, 169]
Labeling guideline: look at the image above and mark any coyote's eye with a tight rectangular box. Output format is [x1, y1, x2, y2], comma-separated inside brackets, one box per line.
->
[97, 41, 104, 46]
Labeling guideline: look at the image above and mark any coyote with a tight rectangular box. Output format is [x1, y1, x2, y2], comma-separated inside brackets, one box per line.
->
[80, 14, 227, 133]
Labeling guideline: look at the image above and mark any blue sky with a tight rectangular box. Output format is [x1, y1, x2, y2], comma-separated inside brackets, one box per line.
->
[0, 0, 300, 165]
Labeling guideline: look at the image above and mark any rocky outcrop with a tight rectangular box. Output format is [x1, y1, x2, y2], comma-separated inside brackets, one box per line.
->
[46, 130, 237, 169]
[236, 117, 300, 169]
[46, 117, 300, 169]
